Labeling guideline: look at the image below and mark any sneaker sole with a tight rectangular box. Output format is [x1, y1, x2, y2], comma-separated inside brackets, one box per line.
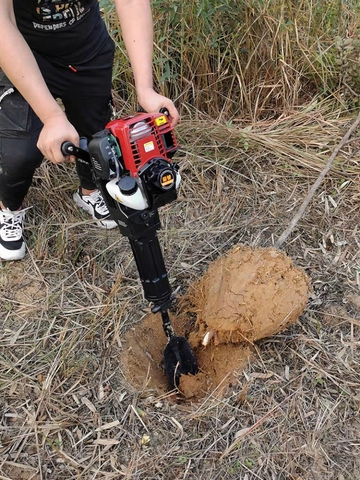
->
[0, 242, 25, 261]
[73, 192, 118, 230]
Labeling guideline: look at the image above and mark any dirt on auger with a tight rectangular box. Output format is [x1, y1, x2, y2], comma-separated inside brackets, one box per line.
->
[120, 245, 310, 400]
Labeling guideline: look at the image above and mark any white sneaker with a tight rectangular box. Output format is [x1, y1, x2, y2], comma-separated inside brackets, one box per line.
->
[73, 188, 117, 230]
[0, 208, 26, 261]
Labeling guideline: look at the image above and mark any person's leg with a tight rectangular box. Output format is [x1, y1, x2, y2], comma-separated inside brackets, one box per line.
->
[31, 43, 116, 229]
[0, 72, 44, 260]
[62, 37, 117, 229]
[65, 92, 117, 229]
[0, 74, 44, 210]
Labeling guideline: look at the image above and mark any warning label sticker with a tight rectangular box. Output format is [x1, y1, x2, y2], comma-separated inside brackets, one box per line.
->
[144, 141, 155, 153]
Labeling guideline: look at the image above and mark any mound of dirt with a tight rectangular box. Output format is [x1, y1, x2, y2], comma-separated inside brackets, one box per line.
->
[120, 245, 310, 400]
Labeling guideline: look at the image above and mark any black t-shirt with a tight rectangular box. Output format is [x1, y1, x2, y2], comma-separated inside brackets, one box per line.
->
[13, 0, 109, 64]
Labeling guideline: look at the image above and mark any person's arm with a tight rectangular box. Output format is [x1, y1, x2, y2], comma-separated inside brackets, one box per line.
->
[114, 0, 180, 126]
[0, 0, 79, 163]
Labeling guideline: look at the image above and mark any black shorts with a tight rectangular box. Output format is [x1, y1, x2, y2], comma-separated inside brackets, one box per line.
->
[0, 36, 115, 210]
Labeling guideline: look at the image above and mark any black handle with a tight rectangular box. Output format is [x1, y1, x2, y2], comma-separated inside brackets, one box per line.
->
[61, 141, 76, 156]
[137, 107, 170, 116]
[61, 139, 90, 162]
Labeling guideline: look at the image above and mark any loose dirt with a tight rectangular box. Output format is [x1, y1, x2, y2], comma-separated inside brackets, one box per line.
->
[120, 245, 310, 400]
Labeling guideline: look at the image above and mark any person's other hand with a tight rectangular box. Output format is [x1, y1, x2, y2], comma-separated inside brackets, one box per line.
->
[37, 112, 79, 164]
[137, 88, 180, 126]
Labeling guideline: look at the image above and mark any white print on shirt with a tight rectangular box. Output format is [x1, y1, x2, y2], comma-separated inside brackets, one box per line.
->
[33, 0, 89, 29]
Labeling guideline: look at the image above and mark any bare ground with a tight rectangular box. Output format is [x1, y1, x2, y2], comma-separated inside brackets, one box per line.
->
[0, 107, 360, 480]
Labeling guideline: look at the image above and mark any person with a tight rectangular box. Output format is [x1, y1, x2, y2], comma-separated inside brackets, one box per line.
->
[0, 0, 180, 261]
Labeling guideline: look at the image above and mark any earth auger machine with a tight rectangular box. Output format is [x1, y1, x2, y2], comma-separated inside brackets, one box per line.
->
[62, 109, 198, 389]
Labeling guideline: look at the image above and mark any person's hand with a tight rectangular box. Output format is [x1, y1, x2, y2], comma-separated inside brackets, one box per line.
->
[137, 88, 180, 127]
[37, 112, 79, 164]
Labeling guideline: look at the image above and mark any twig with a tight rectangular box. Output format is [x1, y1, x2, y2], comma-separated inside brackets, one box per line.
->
[275, 111, 360, 249]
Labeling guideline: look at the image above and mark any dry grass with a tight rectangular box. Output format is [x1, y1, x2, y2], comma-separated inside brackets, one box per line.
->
[103, 0, 360, 121]
[0, 100, 360, 479]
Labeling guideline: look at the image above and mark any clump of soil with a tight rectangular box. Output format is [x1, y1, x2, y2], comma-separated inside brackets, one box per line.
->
[120, 245, 310, 400]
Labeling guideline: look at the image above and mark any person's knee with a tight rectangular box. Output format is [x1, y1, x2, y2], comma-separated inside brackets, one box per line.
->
[0, 137, 43, 177]
[0, 136, 43, 210]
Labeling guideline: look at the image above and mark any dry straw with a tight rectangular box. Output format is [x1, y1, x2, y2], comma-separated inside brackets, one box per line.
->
[1, 1, 360, 479]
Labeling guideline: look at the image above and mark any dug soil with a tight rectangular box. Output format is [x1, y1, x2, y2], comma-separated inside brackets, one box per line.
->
[120, 244, 310, 400]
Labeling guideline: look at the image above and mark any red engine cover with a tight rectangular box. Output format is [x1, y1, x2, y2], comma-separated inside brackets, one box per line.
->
[106, 112, 178, 177]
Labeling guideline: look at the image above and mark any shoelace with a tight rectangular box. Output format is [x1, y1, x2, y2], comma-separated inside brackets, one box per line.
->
[0, 209, 26, 241]
[87, 191, 109, 216]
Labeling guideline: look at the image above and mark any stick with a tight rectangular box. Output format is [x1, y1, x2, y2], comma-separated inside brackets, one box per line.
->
[275, 111, 360, 249]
